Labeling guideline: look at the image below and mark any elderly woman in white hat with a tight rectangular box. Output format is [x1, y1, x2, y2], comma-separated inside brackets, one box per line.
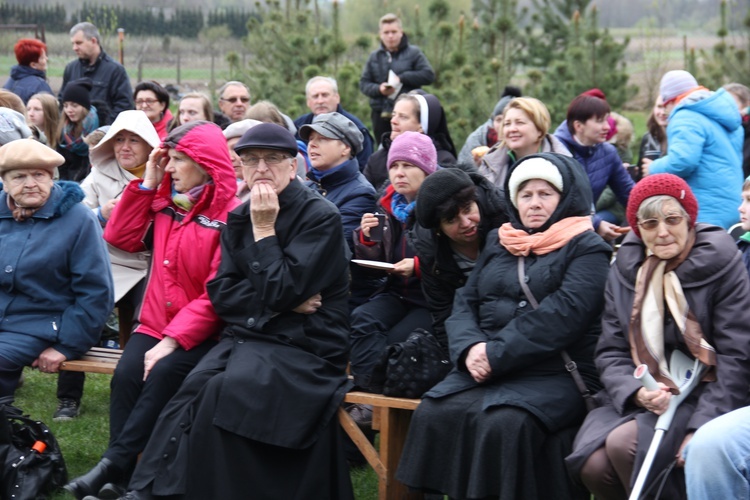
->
[0, 138, 113, 401]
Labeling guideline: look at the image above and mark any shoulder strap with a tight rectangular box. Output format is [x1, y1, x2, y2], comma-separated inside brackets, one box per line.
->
[517, 257, 597, 412]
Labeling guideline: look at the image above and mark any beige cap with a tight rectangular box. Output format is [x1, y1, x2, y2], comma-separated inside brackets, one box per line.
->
[0, 139, 65, 176]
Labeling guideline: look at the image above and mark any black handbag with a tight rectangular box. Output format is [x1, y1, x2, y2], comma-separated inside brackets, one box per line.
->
[372, 328, 453, 399]
[0, 404, 68, 500]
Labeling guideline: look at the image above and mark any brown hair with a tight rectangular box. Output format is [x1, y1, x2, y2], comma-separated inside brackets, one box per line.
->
[0, 89, 26, 115]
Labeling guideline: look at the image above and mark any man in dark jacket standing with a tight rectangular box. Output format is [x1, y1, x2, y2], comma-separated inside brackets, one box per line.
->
[359, 13, 435, 144]
[59, 22, 133, 125]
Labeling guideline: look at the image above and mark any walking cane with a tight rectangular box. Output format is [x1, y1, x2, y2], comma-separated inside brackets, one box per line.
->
[628, 350, 705, 500]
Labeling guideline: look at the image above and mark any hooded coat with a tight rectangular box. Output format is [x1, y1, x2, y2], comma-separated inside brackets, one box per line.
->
[103, 120, 240, 350]
[649, 88, 744, 228]
[396, 153, 611, 499]
[423, 153, 611, 425]
[0, 181, 113, 360]
[566, 224, 750, 498]
[3, 65, 53, 104]
[83, 110, 160, 302]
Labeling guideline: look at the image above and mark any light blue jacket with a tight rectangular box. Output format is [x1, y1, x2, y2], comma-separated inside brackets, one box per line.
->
[650, 89, 744, 228]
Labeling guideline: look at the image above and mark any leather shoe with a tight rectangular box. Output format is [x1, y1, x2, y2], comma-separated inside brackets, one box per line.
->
[98, 482, 127, 499]
[64, 458, 122, 500]
[118, 490, 154, 500]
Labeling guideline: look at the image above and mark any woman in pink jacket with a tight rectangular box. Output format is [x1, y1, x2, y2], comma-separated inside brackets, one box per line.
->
[65, 120, 240, 500]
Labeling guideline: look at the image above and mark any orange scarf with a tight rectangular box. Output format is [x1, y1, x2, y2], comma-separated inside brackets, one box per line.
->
[498, 216, 593, 256]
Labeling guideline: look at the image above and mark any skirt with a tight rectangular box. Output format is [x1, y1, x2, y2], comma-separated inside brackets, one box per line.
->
[396, 386, 588, 500]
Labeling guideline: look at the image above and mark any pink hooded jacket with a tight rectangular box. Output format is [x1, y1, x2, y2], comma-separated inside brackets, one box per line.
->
[104, 121, 241, 349]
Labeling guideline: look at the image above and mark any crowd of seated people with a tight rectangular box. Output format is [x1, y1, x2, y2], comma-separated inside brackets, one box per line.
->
[3, 29, 750, 499]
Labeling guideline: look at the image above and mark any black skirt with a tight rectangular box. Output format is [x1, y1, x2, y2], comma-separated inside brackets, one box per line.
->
[396, 386, 588, 500]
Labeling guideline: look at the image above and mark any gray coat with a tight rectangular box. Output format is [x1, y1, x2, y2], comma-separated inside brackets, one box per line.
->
[566, 224, 750, 493]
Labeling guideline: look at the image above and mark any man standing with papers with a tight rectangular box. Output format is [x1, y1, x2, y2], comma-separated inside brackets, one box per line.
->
[359, 13, 435, 145]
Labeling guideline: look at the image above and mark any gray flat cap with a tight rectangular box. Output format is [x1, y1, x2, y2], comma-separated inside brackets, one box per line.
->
[299, 112, 364, 156]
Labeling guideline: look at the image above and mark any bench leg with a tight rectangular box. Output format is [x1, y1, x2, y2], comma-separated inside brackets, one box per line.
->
[377, 407, 423, 500]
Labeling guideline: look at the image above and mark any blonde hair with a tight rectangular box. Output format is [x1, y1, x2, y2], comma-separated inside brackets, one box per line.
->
[608, 111, 634, 151]
[28, 93, 61, 149]
[503, 97, 551, 136]
[246, 100, 286, 127]
[379, 13, 402, 28]
[169, 93, 214, 131]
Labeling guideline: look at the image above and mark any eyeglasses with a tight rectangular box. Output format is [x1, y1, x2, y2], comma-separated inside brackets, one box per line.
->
[637, 215, 685, 231]
[135, 98, 159, 106]
[220, 96, 250, 104]
[240, 154, 292, 167]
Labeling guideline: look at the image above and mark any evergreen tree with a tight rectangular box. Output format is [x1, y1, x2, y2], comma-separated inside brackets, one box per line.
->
[524, 0, 635, 123]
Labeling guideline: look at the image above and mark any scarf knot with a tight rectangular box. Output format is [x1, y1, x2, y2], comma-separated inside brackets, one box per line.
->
[498, 216, 593, 256]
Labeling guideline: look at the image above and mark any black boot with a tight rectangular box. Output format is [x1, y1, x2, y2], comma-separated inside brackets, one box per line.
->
[64, 458, 122, 500]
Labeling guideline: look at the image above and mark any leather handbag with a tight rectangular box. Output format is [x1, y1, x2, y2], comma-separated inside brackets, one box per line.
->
[372, 328, 452, 399]
[0, 404, 68, 500]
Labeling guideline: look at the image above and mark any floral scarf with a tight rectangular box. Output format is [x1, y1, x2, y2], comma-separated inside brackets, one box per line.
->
[629, 228, 717, 392]
[172, 182, 210, 212]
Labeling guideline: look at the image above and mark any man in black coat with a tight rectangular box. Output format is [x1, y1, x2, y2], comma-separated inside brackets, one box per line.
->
[359, 13, 435, 144]
[59, 22, 133, 125]
[124, 123, 355, 499]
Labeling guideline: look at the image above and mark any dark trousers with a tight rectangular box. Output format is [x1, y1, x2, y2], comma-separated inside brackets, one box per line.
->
[0, 355, 24, 399]
[349, 292, 432, 389]
[371, 109, 392, 147]
[103, 333, 216, 473]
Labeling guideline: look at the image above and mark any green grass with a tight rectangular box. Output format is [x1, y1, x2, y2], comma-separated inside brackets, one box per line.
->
[13, 368, 379, 499]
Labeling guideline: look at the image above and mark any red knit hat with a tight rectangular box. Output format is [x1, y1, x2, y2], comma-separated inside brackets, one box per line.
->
[626, 174, 698, 238]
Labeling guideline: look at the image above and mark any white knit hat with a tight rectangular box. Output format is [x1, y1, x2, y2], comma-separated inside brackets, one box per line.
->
[508, 157, 564, 208]
[660, 70, 698, 103]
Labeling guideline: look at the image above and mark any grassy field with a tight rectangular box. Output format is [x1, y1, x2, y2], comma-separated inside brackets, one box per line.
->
[14, 368, 379, 499]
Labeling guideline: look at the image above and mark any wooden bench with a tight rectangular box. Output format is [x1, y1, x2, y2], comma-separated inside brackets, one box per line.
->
[59, 346, 122, 374]
[60, 344, 422, 499]
[340, 391, 422, 500]
[59, 303, 132, 374]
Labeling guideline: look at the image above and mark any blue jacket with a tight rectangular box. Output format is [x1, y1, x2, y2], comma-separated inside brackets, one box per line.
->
[0, 182, 113, 360]
[304, 158, 376, 253]
[3, 65, 53, 104]
[650, 89, 744, 228]
[554, 122, 634, 228]
[294, 105, 375, 172]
